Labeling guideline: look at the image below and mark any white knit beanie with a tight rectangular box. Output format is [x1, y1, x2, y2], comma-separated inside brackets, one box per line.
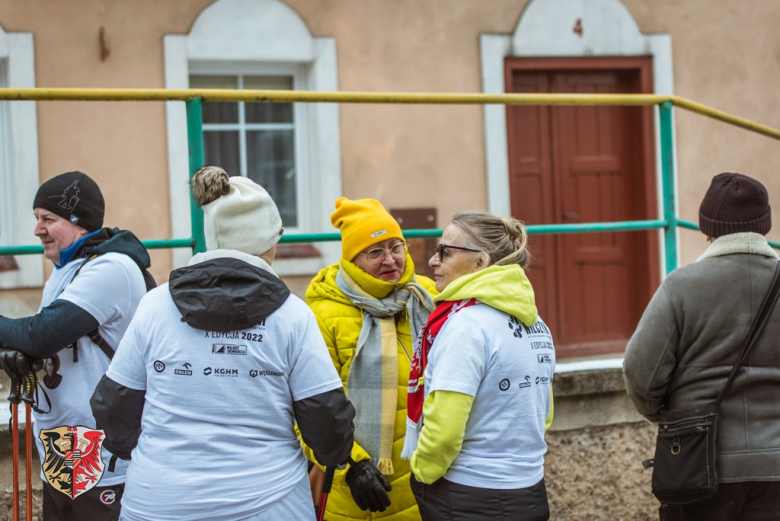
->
[191, 166, 283, 256]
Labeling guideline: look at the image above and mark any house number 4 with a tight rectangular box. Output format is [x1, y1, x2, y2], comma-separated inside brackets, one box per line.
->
[573, 18, 583, 37]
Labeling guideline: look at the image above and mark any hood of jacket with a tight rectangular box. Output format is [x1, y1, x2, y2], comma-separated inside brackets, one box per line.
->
[435, 264, 538, 326]
[169, 249, 290, 332]
[74, 227, 152, 272]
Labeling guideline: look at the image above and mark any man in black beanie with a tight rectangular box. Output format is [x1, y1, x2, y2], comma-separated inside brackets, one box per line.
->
[624, 172, 780, 520]
[0, 171, 153, 520]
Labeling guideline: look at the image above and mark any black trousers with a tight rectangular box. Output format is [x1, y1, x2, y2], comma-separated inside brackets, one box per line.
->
[411, 473, 549, 521]
[659, 481, 780, 521]
[42, 480, 124, 521]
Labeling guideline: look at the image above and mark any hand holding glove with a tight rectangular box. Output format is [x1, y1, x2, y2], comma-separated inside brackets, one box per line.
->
[345, 459, 392, 512]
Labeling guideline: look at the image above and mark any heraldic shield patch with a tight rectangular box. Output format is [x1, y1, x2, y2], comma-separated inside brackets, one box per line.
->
[39, 426, 106, 499]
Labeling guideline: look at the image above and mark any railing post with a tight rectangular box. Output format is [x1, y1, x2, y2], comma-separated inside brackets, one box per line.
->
[186, 98, 206, 254]
[659, 101, 678, 274]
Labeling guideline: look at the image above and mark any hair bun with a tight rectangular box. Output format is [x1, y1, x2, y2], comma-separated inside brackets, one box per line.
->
[191, 166, 231, 207]
[501, 217, 525, 242]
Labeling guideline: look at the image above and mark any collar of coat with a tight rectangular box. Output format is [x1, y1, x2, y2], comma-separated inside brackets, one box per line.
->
[697, 232, 779, 262]
[188, 248, 278, 276]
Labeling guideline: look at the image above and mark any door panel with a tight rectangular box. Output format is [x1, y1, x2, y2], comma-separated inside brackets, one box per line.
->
[506, 60, 656, 358]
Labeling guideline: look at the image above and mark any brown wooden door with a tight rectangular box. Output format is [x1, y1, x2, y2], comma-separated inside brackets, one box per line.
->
[505, 58, 658, 359]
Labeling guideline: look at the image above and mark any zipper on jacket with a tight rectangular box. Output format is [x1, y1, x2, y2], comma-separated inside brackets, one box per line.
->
[398, 337, 412, 363]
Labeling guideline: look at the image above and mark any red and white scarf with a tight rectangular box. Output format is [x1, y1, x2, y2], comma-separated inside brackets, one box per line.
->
[401, 298, 478, 459]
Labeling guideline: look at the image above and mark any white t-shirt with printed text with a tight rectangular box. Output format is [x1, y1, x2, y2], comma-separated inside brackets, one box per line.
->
[424, 302, 555, 489]
[107, 282, 343, 521]
[36, 253, 147, 486]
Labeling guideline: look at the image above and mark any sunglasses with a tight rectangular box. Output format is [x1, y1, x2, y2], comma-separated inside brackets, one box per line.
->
[437, 243, 480, 261]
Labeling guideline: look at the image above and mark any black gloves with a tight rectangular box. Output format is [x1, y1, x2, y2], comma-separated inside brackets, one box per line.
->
[0, 348, 41, 378]
[1, 348, 42, 405]
[345, 459, 392, 512]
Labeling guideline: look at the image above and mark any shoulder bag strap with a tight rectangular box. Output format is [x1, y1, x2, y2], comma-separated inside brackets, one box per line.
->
[716, 260, 780, 404]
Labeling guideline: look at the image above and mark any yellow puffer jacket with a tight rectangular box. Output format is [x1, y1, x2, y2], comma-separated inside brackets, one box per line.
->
[304, 254, 436, 521]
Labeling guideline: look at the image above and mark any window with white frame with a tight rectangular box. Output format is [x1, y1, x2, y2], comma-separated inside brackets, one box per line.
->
[0, 27, 41, 289]
[164, 0, 343, 272]
[190, 74, 302, 228]
[0, 60, 9, 247]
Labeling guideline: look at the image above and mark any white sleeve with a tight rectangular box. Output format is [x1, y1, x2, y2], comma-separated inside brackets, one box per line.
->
[287, 313, 343, 402]
[58, 255, 135, 326]
[105, 301, 149, 391]
[427, 316, 487, 397]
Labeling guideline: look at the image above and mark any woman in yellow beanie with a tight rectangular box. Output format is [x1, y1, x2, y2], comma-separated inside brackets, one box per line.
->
[303, 197, 437, 521]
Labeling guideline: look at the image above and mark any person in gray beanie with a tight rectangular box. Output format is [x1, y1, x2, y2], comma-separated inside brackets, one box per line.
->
[624, 172, 780, 520]
[0, 170, 153, 520]
[90, 165, 355, 521]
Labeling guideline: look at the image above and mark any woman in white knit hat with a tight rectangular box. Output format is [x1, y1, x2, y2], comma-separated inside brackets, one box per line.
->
[91, 166, 356, 521]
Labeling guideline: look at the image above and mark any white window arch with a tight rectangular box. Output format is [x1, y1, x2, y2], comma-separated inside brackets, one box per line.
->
[164, 0, 342, 271]
[0, 25, 41, 290]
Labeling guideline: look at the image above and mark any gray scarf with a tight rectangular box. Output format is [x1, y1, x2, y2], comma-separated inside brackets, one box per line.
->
[336, 267, 434, 475]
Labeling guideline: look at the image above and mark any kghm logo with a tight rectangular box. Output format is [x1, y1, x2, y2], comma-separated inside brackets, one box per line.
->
[535, 376, 550, 385]
[212, 344, 247, 356]
[518, 375, 532, 388]
[175, 363, 193, 376]
[205, 367, 239, 377]
[153, 360, 165, 373]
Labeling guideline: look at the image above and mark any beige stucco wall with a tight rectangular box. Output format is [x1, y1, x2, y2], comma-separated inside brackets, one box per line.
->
[0, 0, 778, 292]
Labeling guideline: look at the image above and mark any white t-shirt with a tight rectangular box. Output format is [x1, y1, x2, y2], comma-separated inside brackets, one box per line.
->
[107, 283, 343, 521]
[424, 302, 555, 489]
[36, 253, 147, 486]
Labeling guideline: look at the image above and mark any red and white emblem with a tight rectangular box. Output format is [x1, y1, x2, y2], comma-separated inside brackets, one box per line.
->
[40, 426, 106, 499]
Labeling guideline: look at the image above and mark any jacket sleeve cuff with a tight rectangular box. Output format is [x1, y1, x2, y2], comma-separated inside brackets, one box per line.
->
[411, 390, 474, 484]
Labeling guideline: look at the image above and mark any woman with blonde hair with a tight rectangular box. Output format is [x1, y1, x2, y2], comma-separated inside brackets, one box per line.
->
[404, 211, 555, 521]
[304, 197, 436, 520]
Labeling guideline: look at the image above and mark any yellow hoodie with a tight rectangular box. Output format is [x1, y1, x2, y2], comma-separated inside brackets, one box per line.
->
[305, 253, 436, 521]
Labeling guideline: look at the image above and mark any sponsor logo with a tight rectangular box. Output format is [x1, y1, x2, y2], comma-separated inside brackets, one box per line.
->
[205, 367, 239, 377]
[537, 353, 552, 364]
[174, 363, 193, 376]
[153, 360, 165, 373]
[370, 229, 387, 238]
[40, 426, 105, 499]
[100, 490, 117, 505]
[249, 369, 285, 377]
[535, 376, 550, 385]
[499, 378, 510, 391]
[212, 344, 247, 356]
[518, 375, 532, 389]
[507, 315, 523, 338]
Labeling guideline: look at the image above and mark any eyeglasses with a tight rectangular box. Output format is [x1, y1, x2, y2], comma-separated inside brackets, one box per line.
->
[357, 241, 408, 262]
[437, 243, 480, 261]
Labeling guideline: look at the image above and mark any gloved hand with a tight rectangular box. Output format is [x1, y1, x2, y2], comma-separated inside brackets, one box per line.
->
[345, 459, 392, 512]
[0, 349, 41, 377]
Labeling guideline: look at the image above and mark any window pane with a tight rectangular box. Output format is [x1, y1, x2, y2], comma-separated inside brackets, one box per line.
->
[190, 75, 238, 124]
[203, 131, 240, 176]
[245, 76, 294, 124]
[246, 130, 297, 227]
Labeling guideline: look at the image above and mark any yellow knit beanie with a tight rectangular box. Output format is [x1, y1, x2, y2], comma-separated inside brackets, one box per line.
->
[331, 197, 404, 261]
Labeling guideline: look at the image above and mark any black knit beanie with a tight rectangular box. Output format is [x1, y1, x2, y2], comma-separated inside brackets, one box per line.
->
[33, 171, 105, 232]
[699, 172, 771, 238]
